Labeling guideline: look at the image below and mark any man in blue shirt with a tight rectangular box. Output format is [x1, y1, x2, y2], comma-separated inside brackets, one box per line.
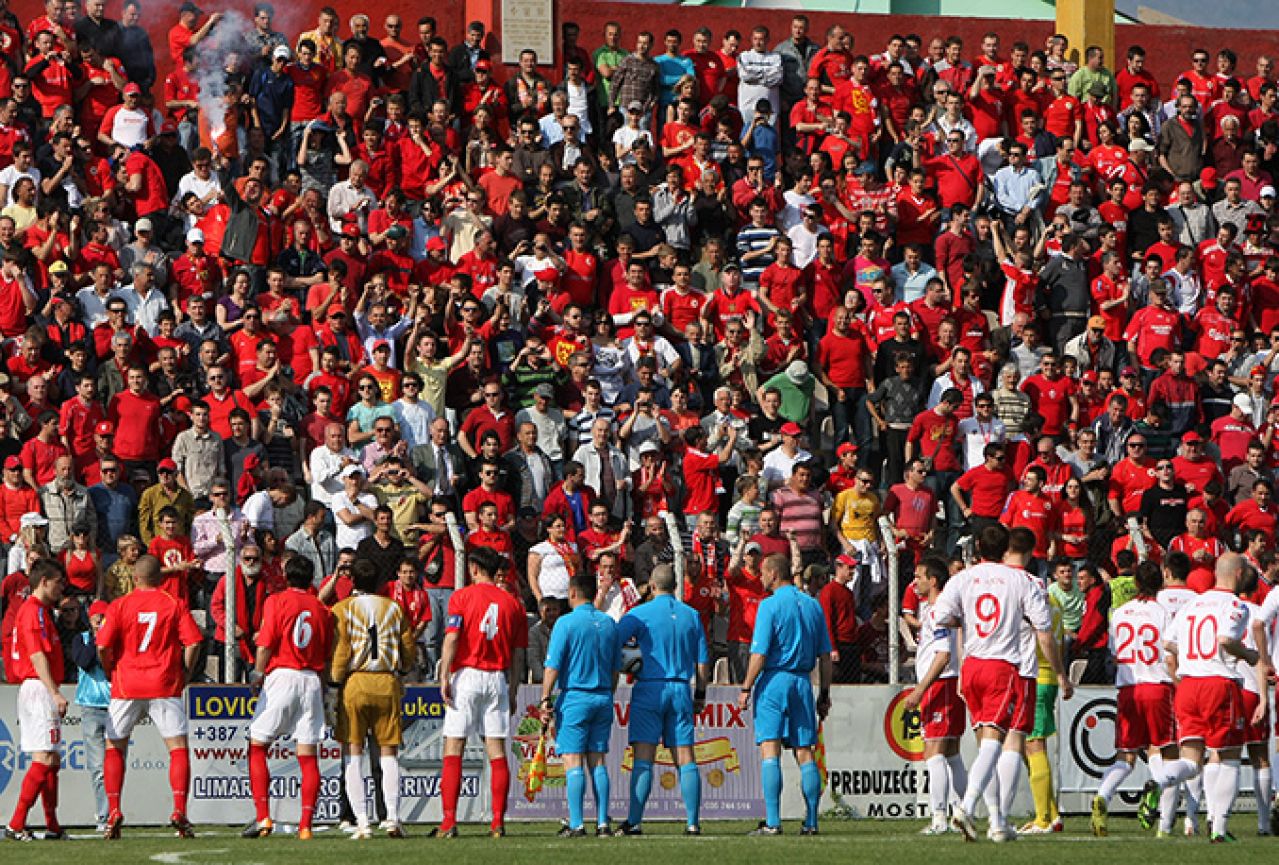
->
[541, 572, 622, 837]
[738, 553, 832, 835]
[615, 565, 710, 835]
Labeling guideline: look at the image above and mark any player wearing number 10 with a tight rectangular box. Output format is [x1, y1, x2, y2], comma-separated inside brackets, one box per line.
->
[243, 557, 334, 840]
[434, 546, 528, 838]
[96, 555, 204, 840]
[330, 559, 417, 840]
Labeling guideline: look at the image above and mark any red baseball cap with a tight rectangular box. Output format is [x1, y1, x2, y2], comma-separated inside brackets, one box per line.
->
[95, 421, 115, 435]
[2, 455, 18, 469]
[158, 458, 178, 472]
[779, 422, 802, 436]
[1081, 370, 1099, 383]
[1182, 430, 1204, 444]
[836, 442, 858, 457]
[1120, 366, 1138, 377]
[836, 553, 858, 567]
[89, 600, 109, 618]
[341, 223, 362, 238]
[123, 82, 142, 96]
[426, 236, 447, 252]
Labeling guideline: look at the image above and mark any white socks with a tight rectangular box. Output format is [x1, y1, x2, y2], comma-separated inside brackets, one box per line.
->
[1211, 760, 1241, 838]
[380, 756, 401, 825]
[345, 754, 368, 826]
[963, 738, 1002, 815]
[1158, 758, 1200, 788]
[1257, 767, 1273, 834]
[927, 755, 949, 819]
[947, 753, 969, 803]
[1098, 761, 1133, 803]
[997, 748, 1022, 820]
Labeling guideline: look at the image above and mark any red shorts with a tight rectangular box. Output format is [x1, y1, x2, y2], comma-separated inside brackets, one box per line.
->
[1010, 676, 1037, 735]
[1174, 676, 1245, 749]
[1241, 688, 1269, 744]
[960, 657, 1019, 730]
[1116, 682, 1175, 751]
[921, 677, 966, 740]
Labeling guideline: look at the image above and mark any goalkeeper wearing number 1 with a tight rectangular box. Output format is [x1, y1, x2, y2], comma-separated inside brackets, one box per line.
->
[242, 557, 334, 840]
[330, 559, 416, 840]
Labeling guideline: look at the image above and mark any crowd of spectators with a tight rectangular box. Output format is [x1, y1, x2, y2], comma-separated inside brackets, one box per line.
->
[2, 3, 1279, 688]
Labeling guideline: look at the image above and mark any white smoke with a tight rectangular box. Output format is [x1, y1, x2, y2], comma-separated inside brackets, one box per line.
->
[192, 9, 255, 144]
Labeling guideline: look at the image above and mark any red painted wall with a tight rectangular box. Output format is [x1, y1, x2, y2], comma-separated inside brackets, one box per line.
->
[9, 0, 1279, 99]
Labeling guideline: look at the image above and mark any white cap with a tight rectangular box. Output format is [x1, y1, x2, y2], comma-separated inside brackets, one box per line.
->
[638, 441, 661, 455]
[1234, 393, 1254, 412]
[272, 45, 291, 60]
[1263, 186, 1277, 198]
[19, 512, 49, 528]
[186, 227, 205, 244]
[340, 464, 365, 479]
[1127, 138, 1153, 153]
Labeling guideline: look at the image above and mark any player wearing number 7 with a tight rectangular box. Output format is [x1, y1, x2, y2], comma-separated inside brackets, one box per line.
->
[432, 546, 527, 838]
[96, 555, 204, 840]
[242, 557, 334, 840]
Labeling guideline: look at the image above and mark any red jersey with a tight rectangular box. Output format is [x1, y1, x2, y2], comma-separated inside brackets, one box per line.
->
[8, 595, 63, 682]
[148, 535, 196, 603]
[383, 580, 433, 630]
[1021, 373, 1076, 436]
[1002, 490, 1058, 557]
[445, 581, 527, 672]
[661, 288, 707, 335]
[254, 587, 334, 674]
[907, 409, 960, 472]
[956, 464, 1013, 517]
[97, 587, 202, 699]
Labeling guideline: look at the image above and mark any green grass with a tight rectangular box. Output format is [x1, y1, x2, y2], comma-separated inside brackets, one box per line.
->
[10, 817, 1277, 864]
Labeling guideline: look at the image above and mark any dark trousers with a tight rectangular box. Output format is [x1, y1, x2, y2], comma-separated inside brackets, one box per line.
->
[881, 427, 910, 487]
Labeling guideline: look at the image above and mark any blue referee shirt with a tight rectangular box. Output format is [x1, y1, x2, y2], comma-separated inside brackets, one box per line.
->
[617, 594, 709, 683]
[749, 584, 831, 674]
[546, 603, 622, 692]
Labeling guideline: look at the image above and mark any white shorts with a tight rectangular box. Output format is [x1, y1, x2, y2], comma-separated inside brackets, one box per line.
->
[107, 696, 188, 740]
[17, 679, 61, 754]
[249, 668, 326, 745]
[442, 667, 510, 740]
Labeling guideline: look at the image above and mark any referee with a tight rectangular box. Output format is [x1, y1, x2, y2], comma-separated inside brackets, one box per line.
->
[540, 572, 622, 837]
[738, 553, 833, 836]
[616, 565, 711, 835]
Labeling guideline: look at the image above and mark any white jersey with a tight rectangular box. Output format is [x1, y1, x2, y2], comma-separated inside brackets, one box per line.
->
[1110, 597, 1172, 687]
[1257, 588, 1279, 668]
[1017, 576, 1051, 679]
[915, 600, 959, 682]
[1231, 600, 1263, 694]
[1166, 588, 1250, 680]
[934, 561, 1050, 664]
[1156, 586, 1197, 620]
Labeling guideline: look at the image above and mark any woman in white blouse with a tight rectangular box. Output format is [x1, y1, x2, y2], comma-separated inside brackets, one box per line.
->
[527, 513, 580, 603]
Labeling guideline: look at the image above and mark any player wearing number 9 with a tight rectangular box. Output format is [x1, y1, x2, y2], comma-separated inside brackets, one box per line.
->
[330, 559, 417, 839]
[432, 546, 528, 838]
[96, 554, 205, 840]
[243, 556, 335, 840]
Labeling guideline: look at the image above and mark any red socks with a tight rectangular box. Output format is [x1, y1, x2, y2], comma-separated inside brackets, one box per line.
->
[8, 761, 47, 831]
[490, 757, 510, 830]
[40, 765, 59, 832]
[249, 743, 270, 822]
[104, 748, 124, 814]
[169, 747, 190, 816]
[440, 754, 462, 830]
[298, 754, 320, 831]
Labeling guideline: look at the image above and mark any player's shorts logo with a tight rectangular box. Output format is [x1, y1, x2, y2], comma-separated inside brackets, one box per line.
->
[0, 717, 14, 794]
[883, 690, 924, 761]
[1067, 696, 1116, 780]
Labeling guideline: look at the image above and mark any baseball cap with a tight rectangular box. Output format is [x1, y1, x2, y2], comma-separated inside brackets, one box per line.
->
[89, 600, 109, 618]
[159, 119, 178, 135]
[48, 260, 69, 274]
[1251, 364, 1269, 378]
[1182, 430, 1204, 443]
[779, 421, 802, 436]
[1263, 186, 1277, 199]
[158, 458, 178, 472]
[135, 217, 153, 233]
[95, 420, 115, 435]
[1120, 366, 1138, 377]
[2, 456, 18, 470]
[340, 464, 365, 479]
[534, 266, 558, 282]
[1087, 315, 1107, 330]
[638, 441, 661, 456]
[744, 541, 763, 555]
[385, 224, 408, 240]
[475, 59, 491, 72]
[1234, 393, 1254, 412]
[19, 512, 48, 528]
[626, 100, 644, 113]
[1081, 370, 1099, 384]
[1128, 139, 1153, 153]
[426, 236, 447, 252]
[1200, 166, 1219, 190]
[179, 1, 201, 13]
[836, 442, 858, 457]
[721, 261, 741, 272]
[186, 227, 205, 244]
[835, 552, 859, 568]
[123, 82, 141, 96]
[341, 223, 361, 238]
[328, 307, 347, 320]
[272, 45, 291, 61]
[372, 339, 391, 353]
[534, 383, 555, 399]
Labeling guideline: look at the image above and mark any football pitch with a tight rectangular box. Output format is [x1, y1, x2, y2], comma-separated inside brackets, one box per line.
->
[13, 818, 1276, 864]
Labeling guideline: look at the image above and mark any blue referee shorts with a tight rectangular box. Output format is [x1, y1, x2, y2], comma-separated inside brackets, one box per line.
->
[555, 690, 613, 755]
[753, 670, 817, 748]
[628, 680, 696, 748]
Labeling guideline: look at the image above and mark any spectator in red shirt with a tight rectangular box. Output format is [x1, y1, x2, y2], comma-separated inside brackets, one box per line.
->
[19, 410, 67, 489]
[820, 554, 862, 683]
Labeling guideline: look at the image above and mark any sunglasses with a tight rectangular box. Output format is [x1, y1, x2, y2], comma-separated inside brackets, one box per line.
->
[1127, 442, 1146, 449]
[242, 556, 261, 563]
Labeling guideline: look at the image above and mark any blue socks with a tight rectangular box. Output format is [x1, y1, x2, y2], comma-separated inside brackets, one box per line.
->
[592, 763, 611, 827]
[800, 761, 821, 829]
[680, 763, 701, 827]
[762, 757, 782, 828]
[566, 767, 585, 829]
[628, 759, 653, 826]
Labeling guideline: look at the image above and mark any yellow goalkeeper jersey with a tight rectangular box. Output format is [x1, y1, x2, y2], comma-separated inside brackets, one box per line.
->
[330, 592, 416, 681]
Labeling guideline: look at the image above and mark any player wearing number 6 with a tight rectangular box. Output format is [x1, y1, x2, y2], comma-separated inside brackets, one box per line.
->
[96, 555, 204, 840]
[433, 546, 528, 838]
[242, 557, 334, 840]
[330, 559, 417, 840]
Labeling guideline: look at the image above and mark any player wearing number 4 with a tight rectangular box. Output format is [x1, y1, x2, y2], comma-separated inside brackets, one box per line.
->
[615, 564, 711, 836]
[330, 559, 417, 840]
[433, 546, 528, 839]
[96, 555, 204, 840]
[934, 525, 1071, 843]
[242, 557, 334, 840]
[1139, 553, 1263, 843]
[1090, 561, 1177, 837]
[738, 553, 833, 837]
[6, 560, 69, 841]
